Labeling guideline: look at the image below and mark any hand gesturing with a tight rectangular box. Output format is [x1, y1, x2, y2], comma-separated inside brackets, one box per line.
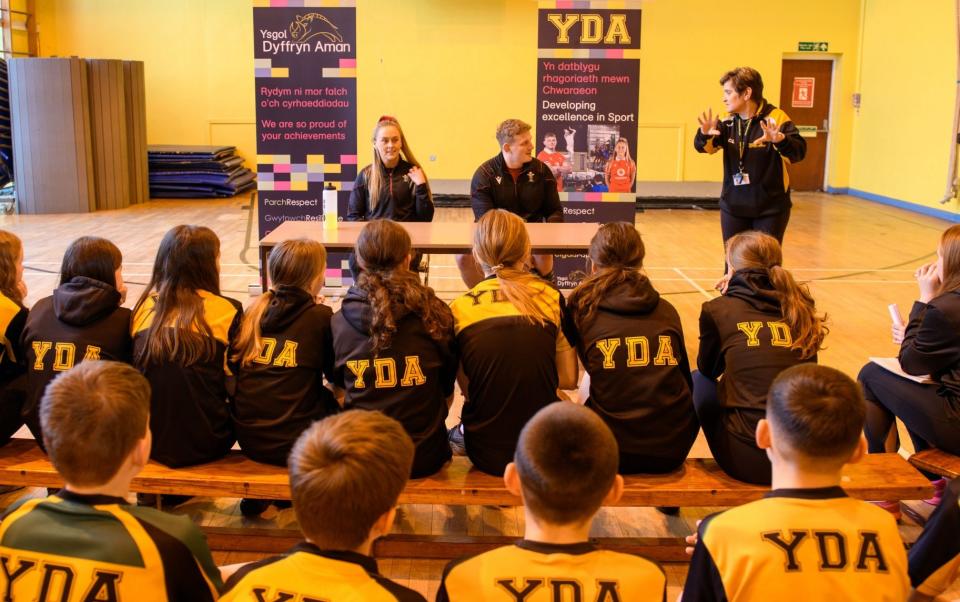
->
[698, 109, 720, 136]
[758, 117, 785, 144]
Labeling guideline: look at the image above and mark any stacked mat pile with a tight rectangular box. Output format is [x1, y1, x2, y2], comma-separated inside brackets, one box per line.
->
[0, 59, 12, 188]
[148, 145, 255, 198]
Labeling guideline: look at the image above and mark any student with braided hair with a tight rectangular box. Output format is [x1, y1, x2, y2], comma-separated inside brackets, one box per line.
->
[332, 220, 457, 478]
[695, 230, 828, 485]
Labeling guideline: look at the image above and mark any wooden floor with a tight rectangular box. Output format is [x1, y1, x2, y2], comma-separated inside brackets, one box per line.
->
[0, 191, 957, 599]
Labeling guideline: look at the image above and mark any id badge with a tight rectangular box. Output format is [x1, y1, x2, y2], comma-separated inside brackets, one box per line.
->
[733, 172, 750, 186]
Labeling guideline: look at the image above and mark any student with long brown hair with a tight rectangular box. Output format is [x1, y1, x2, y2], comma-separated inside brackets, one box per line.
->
[21, 236, 132, 449]
[695, 230, 827, 484]
[0, 229, 27, 447]
[859, 224, 960, 514]
[132, 225, 242, 469]
[449, 209, 578, 476]
[567, 222, 697, 475]
[332, 219, 457, 478]
[232, 239, 339, 515]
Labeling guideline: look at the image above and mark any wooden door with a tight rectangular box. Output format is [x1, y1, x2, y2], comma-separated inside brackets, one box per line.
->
[779, 59, 833, 191]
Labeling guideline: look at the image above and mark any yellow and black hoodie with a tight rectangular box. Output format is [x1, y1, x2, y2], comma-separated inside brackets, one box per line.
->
[566, 277, 697, 467]
[132, 290, 242, 468]
[233, 285, 339, 467]
[909, 478, 960, 597]
[21, 276, 132, 449]
[331, 285, 457, 478]
[0, 490, 222, 601]
[683, 487, 909, 601]
[0, 290, 26, 446]
[450, 276, 572, 476]
[693, 102, 806, 218]
[437, 539, 666, 602]
[698, 269, 816, 439]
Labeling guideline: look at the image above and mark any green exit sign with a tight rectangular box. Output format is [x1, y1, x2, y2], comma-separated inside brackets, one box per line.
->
[798, 41, 829, 52]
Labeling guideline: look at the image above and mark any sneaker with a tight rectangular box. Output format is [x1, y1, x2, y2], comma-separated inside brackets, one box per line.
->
[871, 500, 902, 522]
[447, 424, 466, 456]
[240, 498, 272, 518]
[923, 477, 949, 507]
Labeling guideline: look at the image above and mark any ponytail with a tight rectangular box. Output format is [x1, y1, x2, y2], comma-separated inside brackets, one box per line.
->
[767, 264, 828, 359]
[493, 265, 554, 327]
[233, 291, 274, 367]
[569, 268, 646, 332]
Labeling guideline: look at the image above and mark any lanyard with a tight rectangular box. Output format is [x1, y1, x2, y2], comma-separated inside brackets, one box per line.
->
[736, 115, 754, 173]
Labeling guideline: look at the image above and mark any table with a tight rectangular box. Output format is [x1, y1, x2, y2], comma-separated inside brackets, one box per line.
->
[258, 220, 601, 290]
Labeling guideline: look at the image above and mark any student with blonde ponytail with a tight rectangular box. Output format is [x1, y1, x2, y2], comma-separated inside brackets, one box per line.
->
[449, 209, 578, 476]
[332, 220, 457, 478]
[567, 223, 697, 475]
[859, 225, 960, 515]
[132, 225, 242, 470]
[695, 230, 827, 484]
[0, 229, 27, 448]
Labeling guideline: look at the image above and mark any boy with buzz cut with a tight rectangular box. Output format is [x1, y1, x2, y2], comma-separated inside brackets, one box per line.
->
[0, 360, 222, 601]
[683, 364, 910, 601]
[437, 402, 666, 602]
[221, 410, 426, 602]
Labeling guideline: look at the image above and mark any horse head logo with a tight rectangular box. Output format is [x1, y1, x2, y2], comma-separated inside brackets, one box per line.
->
[289, 13, 344, 44]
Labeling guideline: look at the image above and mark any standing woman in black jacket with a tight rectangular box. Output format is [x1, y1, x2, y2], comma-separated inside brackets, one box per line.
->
[331, 219, 457, 478]
[859, 225, 960, 507]
[21, 236, 132, 448]
[694, 67, 806, 246]
[566, 222, 697, 474]
[695, 231, 827, 484]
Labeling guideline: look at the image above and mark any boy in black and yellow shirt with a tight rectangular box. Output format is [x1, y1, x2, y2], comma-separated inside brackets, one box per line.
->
[683, 364, 910, 601]
[437, 402, 666, 601]
[909, 478, 960, 600]
[221, 410, 426, 601]
[0, 360, 222, 601]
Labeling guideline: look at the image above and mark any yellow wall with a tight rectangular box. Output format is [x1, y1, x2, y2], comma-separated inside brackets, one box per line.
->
[848, 0, 958, 211]
[29, 0, 957, 212]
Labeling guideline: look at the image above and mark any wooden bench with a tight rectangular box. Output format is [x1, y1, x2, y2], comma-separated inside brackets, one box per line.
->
[0, 439, 932, 561]
[909, 448, 960, 479]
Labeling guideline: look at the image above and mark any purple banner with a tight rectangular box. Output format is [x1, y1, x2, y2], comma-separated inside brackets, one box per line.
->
[253, 6, 357, 241]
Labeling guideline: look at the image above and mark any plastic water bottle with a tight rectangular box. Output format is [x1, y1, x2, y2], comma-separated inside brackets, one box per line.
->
[323, 183, 338, 230]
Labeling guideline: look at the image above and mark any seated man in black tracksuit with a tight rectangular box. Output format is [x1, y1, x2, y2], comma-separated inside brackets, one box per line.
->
[455, 118, 563, 288]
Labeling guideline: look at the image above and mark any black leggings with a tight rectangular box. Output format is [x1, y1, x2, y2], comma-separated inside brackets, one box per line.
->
[692, 371, 771, 485]
[721, 208, 791, 244]
[858, 362, 960, 462]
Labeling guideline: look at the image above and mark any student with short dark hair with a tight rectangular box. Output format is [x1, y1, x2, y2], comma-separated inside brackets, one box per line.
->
[0, 229, 27, 448]
[567, 222, 697, 474]
[332, 220, 457, 478]
[437, 402, 666, 601]
[449, 209, 578, 476]
[21, 236, 132, 449]
[908, 478, 960, 600]
[233, 238, 339, 516]
[695, 230, 827, 484]
[683, 364, 910, 601]
[220, 410, 426, 601]
[0, 360, 222, 601]
[133, 225, 242, 468]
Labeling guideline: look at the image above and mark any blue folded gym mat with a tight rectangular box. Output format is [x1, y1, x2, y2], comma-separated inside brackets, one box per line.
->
[148, 145, 255, 199]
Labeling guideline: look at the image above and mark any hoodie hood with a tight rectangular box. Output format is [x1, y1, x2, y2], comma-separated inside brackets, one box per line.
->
[339, 285, 411, 335]
[597, 277, 661, 315]
[724, 267, 781, 313]
[53, 276, 122, 326]
[260, 285, 317, 333]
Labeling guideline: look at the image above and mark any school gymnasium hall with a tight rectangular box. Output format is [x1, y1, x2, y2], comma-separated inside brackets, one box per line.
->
[0, 1, 955, 600]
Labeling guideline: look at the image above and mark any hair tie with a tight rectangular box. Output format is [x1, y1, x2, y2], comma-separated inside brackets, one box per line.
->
[490, 263, 505, 274]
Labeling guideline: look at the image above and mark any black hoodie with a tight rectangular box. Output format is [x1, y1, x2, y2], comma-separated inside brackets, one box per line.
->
[331, 285, 457, 478]
[233, 285, 338, 466]
[698, 268, 816, 413]
[568, 277, 697, 458]
[20, 277, 131, 446]
[0, 291, 27, 447]
[347, 159, 434, 222]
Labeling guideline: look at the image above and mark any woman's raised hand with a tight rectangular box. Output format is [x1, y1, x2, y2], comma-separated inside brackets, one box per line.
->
[408, 166, 426, 186]
[916, 262, 941, 304]
[698, 108, 720, 136]
[758, 117, 785, 144]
